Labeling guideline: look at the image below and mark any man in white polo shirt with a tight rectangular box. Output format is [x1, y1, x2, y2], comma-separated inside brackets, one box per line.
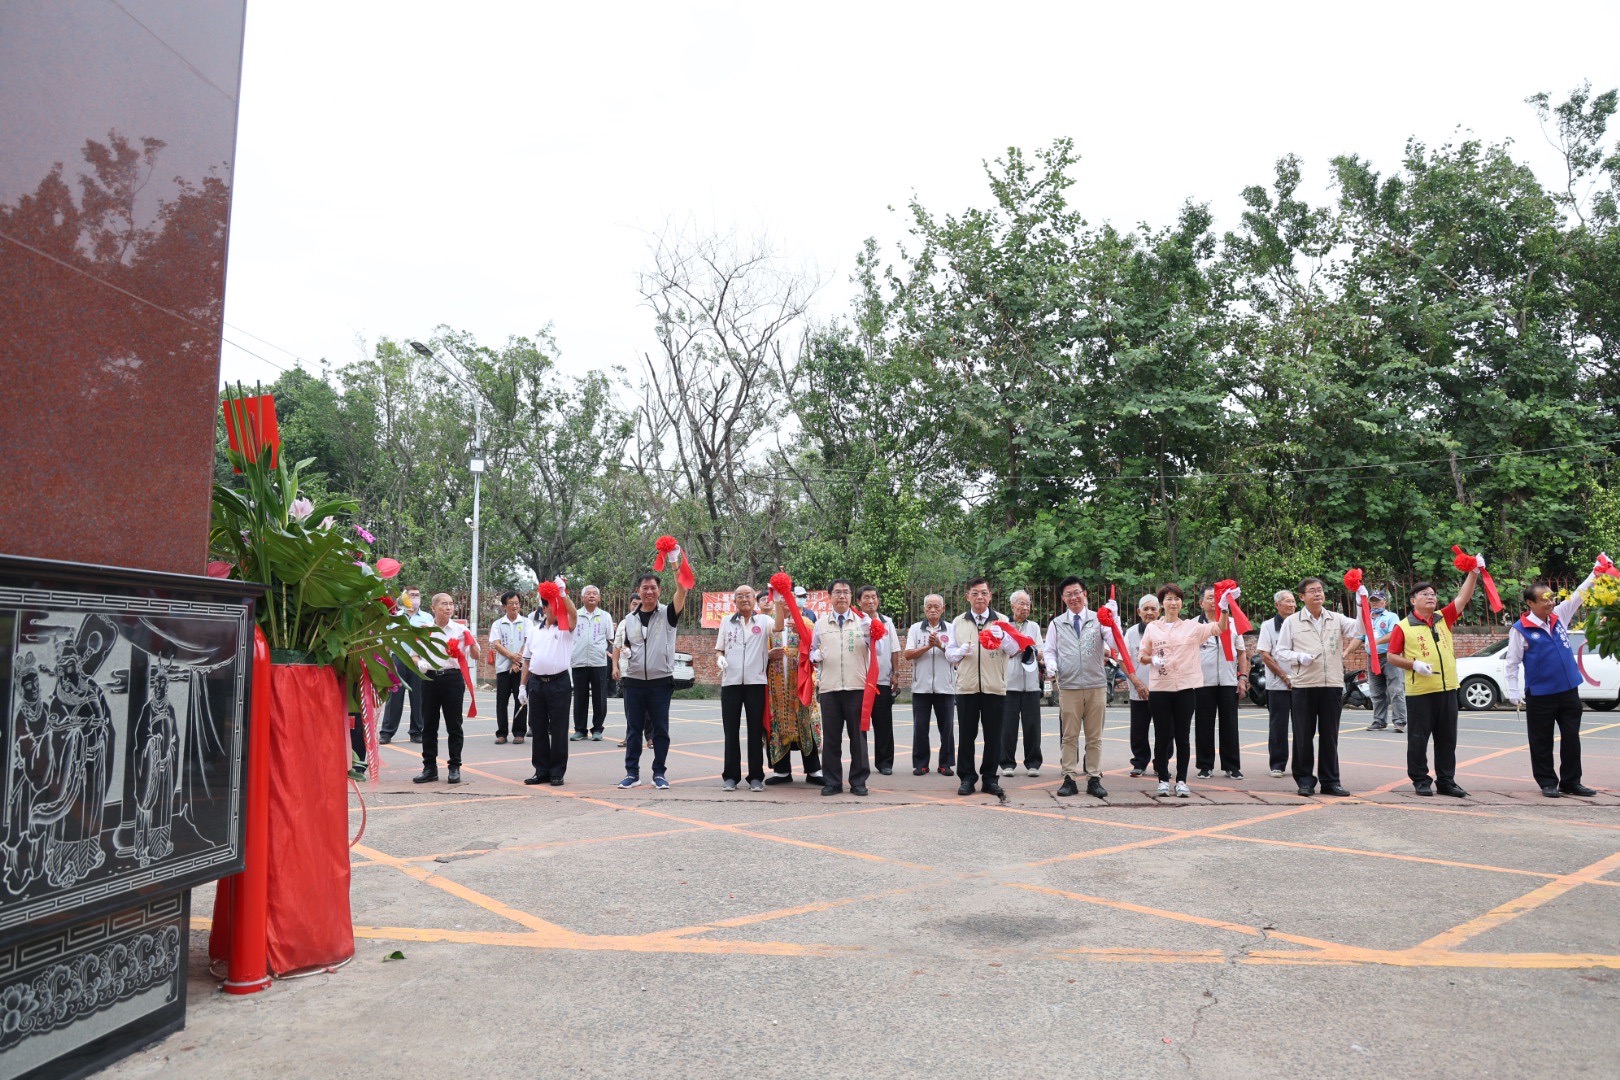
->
[570, 585, 616, 742]
[904, 594, 956, 776]
[717, 584, 774, 791]
[519, 583, 580, 786]
[488, 591, 530, 745]
[856, 585, 899, 776]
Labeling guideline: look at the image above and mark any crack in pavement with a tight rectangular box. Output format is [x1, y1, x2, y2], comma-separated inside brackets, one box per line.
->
[1177, 912, 1274, 1074]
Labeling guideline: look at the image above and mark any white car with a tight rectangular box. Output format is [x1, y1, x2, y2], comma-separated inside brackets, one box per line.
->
[1453, 631, 1620, 711]
[673, 651, 695, 690]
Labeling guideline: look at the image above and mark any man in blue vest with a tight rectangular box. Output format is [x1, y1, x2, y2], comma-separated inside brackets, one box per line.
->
[1504, 563, 1602, 798]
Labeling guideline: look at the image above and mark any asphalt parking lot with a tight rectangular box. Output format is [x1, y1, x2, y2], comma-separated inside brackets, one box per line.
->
[105, 696, 1620, 1080]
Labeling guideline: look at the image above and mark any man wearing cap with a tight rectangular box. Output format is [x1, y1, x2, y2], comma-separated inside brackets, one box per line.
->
[1504, 564, 1602, 798]
[1254, 590, 1297, 777]
[717, 585, 773, 791]
[903, 594, 956, 776]
[1364, 589, 1406, 733]
[570, 585, 615, 742]
[1384, 564, 1481, 797]
[946, 578, 1024, 797]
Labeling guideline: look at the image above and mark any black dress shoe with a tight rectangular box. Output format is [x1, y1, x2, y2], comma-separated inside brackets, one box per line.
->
[939, 765, 954, 776]
[879, 768, 892, 776]
[1436, 781, 1469, 798]
[549, 777, 564, 786]
[1056, 777, 1079, 797]
[1414, 785, 1435, 796]
[1541, 786, 1563, 798]
[408, 736, 423, 744]
[851, 786, 869, 797]
[1087, 777, 1108, 799]
[447, 767, 461, 784]
[913, 767, 929, 776]
[523, 774, 547, 785]
[412, 769, 438, 784]
[379, 737, 393, 745]
[1561, 783, 1597, 797]
[820, 783, 843, 796]
[764, 774, 792, 785]
[983, 782, 1006, 798]
[1296, 786, 1314, 797]
[1322, 785, 1351, 797]
[957, 781, 976, 796]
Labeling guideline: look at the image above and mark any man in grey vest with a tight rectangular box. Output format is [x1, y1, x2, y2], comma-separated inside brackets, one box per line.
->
[1043, 576, 1108, 799]
[570, 585, 615, 741]
[617, 571, 688, 790]
[903, 594, 956, 776]
[1273, 577, 1364, 797]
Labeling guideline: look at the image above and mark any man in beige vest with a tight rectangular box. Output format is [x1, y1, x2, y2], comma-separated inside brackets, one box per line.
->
[809, 579, 874, 796]
[1273, 577, 1364, 797]
[945, 578, 1024, 797]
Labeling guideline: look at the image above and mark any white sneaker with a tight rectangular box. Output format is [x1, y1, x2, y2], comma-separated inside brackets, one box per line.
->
[1269, 768, 1284, 778]
[1026, 767, 1040, 777]
[1175, 781, 1191, 798]
[1000, 766, 1016, 777]
[1157, 780, 1171, 796]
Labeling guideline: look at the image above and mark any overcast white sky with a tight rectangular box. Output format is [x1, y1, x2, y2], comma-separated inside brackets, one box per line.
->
[217, 1, 1620, 388]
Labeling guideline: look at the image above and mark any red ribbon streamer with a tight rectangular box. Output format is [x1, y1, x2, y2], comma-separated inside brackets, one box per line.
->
[1596, 553, 1620, 579]
[770, 573, 817, 707]
[537, 581, 571, 631]
[654, 535, 698, 590]
[1094, 606, 1136, 675]
[1451, 545, 1503, 612]
[1343, 569, 1381, 676]
[1211, 580, 1252, 661]
[361, 675, 380, 783]
[993, 621, 1036, 650]
[859, 616, 886, 733]
[445, 633, 478, 717]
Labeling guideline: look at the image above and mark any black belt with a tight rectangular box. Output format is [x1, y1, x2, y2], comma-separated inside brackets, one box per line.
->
[528, 671, 570, 683]
[430, 669, 462, 679]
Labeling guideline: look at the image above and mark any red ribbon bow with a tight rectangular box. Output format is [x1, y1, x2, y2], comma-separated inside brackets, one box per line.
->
[859, 614, 887, 732]
[1344, 568, 1381, 676]
[444, 631, 478, 717]
[1451, 546, 1503, 612]
[537, 581, 571, 631]
[1211, 579, 1253, 661]
[1596, 553, 1620, 579]
[1094, 605, 1136, 675]
[654, 535, 697, 590]
[978, 628, 1002, 651]
[770, 572, 817, 708]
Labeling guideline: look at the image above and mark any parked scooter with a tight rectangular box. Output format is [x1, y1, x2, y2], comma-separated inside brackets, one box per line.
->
[1249, 657, 1370, 709]
[1248, 657, 1269, 706]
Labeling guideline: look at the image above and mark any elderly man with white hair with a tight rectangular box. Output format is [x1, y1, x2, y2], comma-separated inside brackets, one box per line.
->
[570, 584, 616, 742]
[1254, 589, 1297, 777]
[717, 584, 774, 791]
[904, 593, 956, 776]
[999, 589, 1045, 777]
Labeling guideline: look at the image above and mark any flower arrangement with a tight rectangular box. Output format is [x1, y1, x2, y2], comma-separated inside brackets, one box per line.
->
[209, 385, 437, 701]
[1581, 574, 1620, 658]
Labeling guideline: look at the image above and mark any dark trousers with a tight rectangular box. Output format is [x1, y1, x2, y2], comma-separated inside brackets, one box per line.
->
[721, 683, 767, 782]
[1001, 689, 1044, 769]
[1526, 688, 1583, 789]
[957, 691, 1004, 786]
[420, 670, 464, 771]
[871, 685, 895, 772]
[771, 742, 823, 777]
[1149, 688, 1195, 782]
[912, 692, 956, 769]
[527, 673, 573, 780]
[495, 670, 528, 739]
[1290, 686, 1343, 791]
[1195, 684, 1241, 772]
[622, 678, 673, 778]
[1129, 699, 1152, 770]
[1267, 684, 1292, 773]
[1406, 689, 1459, 785]
[381, 660, 423, 740]
[819, 689, 870, 788]
[572, 664, 608, 734]
[349, 711, 366, 764]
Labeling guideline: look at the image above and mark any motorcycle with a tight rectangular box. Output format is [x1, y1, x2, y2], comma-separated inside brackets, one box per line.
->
[1248, 657, 1269, 706]
[1249, 657, 1370, 709]
[1105, 657, 1129, 706]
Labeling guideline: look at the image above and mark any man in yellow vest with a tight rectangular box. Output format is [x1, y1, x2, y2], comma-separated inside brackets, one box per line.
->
[1383, 564, 1482, 797]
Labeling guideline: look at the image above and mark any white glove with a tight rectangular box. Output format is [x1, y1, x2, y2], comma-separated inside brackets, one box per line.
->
[1218, 586, 1241, 612]
[1151, 655, 1169, 674]
[809, 648, 823, 664]
[554, 575, 569, 596]
[988, 625, 1004, 641]
[1297, 653, 1317, 666]
[715, 654, 729, 672]
[1474, 554, 1486, 571]
[1413, 660, 1434, 677]
[517, 684, 528, 705]
[1510, 692, 1524, 707]
[1104, 598, 1120, 620]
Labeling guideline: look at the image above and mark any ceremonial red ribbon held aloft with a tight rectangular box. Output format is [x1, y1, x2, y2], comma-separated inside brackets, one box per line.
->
[1211, 579, 1252, 661]
[1344, 568, 1382, 676]
[770, 572, 817, 707]
[537, 581, 571, 632]
[978, 629, 1002, 651]
[859, 615, 886, 732]
[1094, 605, 1136, 675]
[654, 535, 698, 590]
[1595, 553, 1620, 579]
[993, 621, 1036, 651]
[444, 630, 478, 717]
[1451, 546, 1503, 612]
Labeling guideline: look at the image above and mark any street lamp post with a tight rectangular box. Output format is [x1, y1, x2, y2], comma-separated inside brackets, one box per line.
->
[410, 340, 483, 643]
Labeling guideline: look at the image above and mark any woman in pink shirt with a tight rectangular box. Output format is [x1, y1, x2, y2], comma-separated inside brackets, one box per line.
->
[1139, 583, 1232, 797]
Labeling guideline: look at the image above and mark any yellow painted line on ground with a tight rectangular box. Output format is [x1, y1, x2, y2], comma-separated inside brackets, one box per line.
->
[351, 842, 579, 940]
[1416, 849, 1620, 951]
[347, 793, 532, 814]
